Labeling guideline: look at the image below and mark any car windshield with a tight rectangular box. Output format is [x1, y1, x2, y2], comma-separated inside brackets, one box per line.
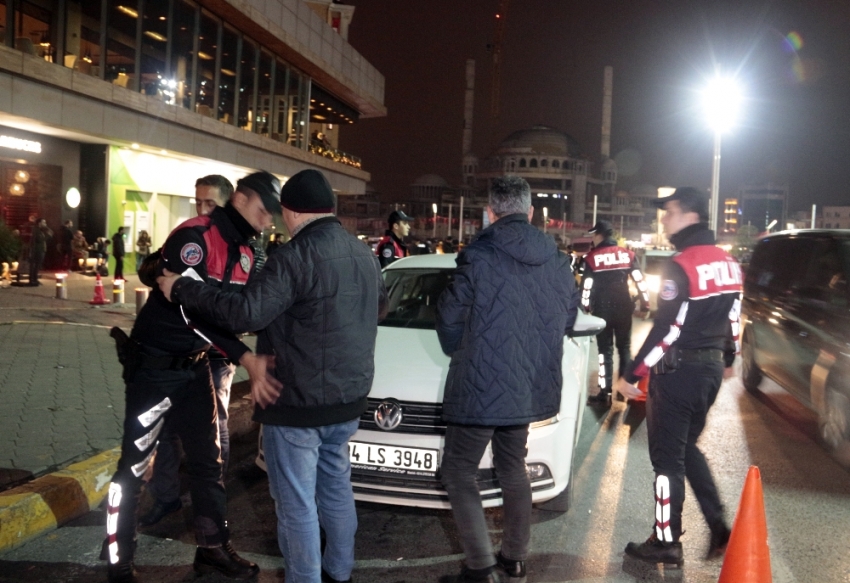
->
[381, 268, 453, 329]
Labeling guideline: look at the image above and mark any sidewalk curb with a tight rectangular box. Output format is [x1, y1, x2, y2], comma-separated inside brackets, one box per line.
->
[0, 382, 257, 555]
[0, 448, 120, 553]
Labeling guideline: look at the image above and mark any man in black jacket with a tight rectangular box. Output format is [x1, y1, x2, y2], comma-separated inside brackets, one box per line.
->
[581, 220, 649, 406]
[436, 176, 579, 583]
[111, 227, 126, 280]
[376, 209, 413, 267]
[158, 169, 387, 583]
[104, 171, 281, 583]
[615, 187, 740, 566]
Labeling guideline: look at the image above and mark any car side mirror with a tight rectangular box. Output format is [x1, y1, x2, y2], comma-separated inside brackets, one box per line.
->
[568, 311, 606, 337]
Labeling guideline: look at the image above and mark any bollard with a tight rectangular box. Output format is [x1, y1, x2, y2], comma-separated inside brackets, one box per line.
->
[135, 287, 149, 315]
[55, 273, 68, 299]
[112, 279, 125, 304]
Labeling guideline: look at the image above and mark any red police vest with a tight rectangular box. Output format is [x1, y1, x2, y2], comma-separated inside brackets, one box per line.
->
[672, 246, 742, 300]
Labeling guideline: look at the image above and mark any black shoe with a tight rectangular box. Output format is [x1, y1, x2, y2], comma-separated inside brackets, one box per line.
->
[495, 552, 526, 583]
[107, 561, 139, 583]
[624, 534, 683, 567]
[439, 567, 500, 583]
[194, 541, 259, 579]
[587, 390, 612, 407]
[706, 523, 731, 560]
[322, 568, 352, 582]
[138, 498, 182, 527]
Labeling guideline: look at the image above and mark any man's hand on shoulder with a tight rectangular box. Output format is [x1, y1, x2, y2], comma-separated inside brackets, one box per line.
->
[156, 269, 181, 302]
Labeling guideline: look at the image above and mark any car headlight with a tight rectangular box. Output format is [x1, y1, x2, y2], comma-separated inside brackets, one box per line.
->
[529, 415, 559, 429]
[525, 463, 551, 480]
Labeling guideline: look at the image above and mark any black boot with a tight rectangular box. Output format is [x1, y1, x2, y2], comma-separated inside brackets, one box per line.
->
[624, 533, 683, 567]
[706, 522, 731, 560]
[322, 568, 353, 582]
[496, 552, 526, 583]
[138, 498, 182, 528]
[587, 390, 612, 407]
[194, 541, 259, 579]
[107, 561, 139, 583]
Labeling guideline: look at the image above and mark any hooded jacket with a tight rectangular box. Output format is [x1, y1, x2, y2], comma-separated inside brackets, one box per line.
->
[436, 213, 579, 425]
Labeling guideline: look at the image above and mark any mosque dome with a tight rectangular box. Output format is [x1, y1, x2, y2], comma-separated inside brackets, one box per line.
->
[494, 125, 582, 157]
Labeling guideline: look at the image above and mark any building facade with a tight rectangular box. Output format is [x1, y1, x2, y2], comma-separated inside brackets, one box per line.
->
[0, 0, 385, 271]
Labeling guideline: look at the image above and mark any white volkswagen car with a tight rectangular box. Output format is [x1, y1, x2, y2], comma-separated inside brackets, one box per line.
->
[259, 253, 604, 511]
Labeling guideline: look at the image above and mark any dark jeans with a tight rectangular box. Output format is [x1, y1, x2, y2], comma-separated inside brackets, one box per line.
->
[29, 251, 44, 284]
[440, 424, 531, 570]
[646, 360, 725, 541]
[114, 255, 124, 280]
[148, 359, 235, 504]
[594, 303, 633, 391]
[104, 358, 226, 565]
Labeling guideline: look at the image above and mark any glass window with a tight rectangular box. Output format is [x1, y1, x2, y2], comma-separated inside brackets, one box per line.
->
[238, 36, 257, 131]
[381, 268, 453, 330]
[287, 69, 307, 148]
[269, 57, 290, 142]
[169, 0, 196, 109]
[139, 0, 168, 98]
[13, 0, 54, 61]
[217, 23, 237, 123]
[256, 50, 273, 135]
[195, 9, 219, 117]
[65, 1, 101, 76]
[105, 0, 138, 88]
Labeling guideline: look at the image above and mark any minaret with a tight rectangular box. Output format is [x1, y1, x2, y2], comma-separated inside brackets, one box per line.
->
[462, 59, 478, 186]
[601, 65, 613, 160]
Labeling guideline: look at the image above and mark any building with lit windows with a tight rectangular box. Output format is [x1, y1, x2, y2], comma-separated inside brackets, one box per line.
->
[722, 197, 740, 234]
[737, 183, 788, 233]
[0, 0, 384, 272]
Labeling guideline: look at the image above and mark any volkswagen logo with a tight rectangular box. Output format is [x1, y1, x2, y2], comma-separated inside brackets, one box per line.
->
[374, 399, 403, 431]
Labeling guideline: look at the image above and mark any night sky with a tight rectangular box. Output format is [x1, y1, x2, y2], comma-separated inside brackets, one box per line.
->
[339, 0, 850, 211]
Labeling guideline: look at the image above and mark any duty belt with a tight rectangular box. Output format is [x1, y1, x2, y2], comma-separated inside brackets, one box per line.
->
[138, 350, 208, 371]
[677, 348, 724, 363]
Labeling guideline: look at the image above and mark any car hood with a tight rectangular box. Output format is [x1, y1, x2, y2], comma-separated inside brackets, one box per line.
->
[371, 326, 449, 402]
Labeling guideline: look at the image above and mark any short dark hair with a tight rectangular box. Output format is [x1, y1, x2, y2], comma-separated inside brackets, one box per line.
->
[195, 175, 234, 204]
[489, 176, 531, 217]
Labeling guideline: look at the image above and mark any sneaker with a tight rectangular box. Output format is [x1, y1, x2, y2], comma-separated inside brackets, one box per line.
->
[322, 568, 352, 582]
[587, 390, 612, 407]
[138, 498, 182, 528]
[194, 541, 259, 579]
[495, 552, 526, 583]
[706, 523, 731, 560]
[624, 534, 683, 567]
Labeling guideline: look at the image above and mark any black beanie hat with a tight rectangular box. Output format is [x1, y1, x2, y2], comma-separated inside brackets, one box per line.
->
[280, 169, 335, 213]
[236, 170, 282, 215]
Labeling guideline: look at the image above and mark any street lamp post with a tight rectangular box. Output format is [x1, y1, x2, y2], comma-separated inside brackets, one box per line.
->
[703, 74, 742, 234]
[543, 207, 548, 234]
[432, 203, 438, 239]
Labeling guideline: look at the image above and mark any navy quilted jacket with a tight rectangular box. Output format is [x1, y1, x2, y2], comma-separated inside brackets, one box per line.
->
[436, 213, 579, 425]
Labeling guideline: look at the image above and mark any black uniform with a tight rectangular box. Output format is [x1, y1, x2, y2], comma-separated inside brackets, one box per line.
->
[104, 204, 255, 570]
[624, 223, 741, 547]
[376, 231, 408, 268]
[580, 239, 649, 396]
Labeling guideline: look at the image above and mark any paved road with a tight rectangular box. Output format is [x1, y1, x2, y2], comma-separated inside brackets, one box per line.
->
[2, 318, 849, 582]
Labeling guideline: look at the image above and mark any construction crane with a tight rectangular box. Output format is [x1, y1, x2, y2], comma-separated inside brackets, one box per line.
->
[490, 0, 510, 119]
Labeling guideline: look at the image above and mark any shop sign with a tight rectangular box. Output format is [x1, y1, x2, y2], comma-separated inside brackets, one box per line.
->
[0, 135, 41, 153]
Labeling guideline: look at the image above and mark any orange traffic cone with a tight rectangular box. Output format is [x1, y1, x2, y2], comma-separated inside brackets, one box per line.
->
[718, 466, 772, 583]
[89, 273, 110, 305]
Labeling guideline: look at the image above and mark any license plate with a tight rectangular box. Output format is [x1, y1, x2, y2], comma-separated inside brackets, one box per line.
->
[348, 441, 439, 475]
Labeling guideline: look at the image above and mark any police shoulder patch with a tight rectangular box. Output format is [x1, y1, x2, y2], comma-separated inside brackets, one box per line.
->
[239, 253, 251, 273]
[381, 247, 393, 258]
[180, 242, 203, 266]
[659, 279, 678, 301]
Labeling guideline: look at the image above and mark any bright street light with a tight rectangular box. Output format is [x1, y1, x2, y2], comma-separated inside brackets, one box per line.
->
[702, 74, 742, 233]
[543, 207, 548, 234]
[432, 203, 438, 239]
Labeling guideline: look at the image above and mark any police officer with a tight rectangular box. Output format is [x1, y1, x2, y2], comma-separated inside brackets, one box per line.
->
[376, 209, 414, 267]
[614, 187, 741, 566]
[103, 171, 282, 583]
[581, 220, 649, 406]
